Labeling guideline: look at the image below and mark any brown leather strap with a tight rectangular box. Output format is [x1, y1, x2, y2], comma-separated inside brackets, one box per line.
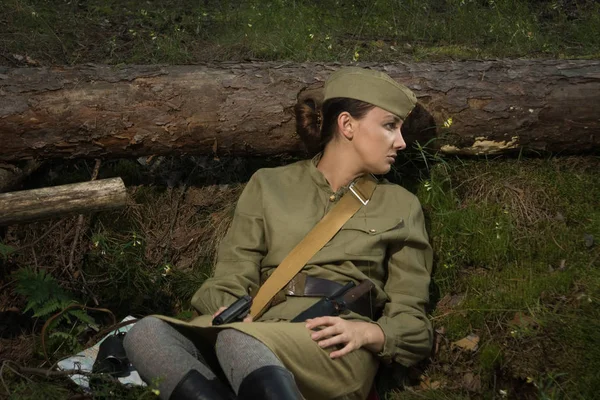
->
[250, 175, 377, 318]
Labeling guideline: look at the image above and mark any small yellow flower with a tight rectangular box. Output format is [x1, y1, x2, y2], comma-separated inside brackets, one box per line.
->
[443, 117, 453, 128]
[309, 33, 314, 39]
[353, 50, 360, 62]
[247, 23, 252, 28]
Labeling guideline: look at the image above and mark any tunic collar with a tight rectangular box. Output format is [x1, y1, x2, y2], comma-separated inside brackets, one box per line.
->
[308, 152, 352, 199]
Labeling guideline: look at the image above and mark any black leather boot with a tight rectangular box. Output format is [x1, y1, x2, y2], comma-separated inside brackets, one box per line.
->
[237, 365, 303, 400]
[169, 369, 236, 400]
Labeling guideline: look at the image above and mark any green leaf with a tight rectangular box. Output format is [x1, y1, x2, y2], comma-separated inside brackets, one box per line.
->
[0, 242, 16, 258]
[68, 309, 97, 326]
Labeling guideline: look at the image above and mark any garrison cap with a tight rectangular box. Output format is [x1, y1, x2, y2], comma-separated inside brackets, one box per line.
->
[323, 67, 417, 120]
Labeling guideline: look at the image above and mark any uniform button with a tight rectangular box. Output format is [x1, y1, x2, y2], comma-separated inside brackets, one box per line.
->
[369, 228, 377, 233]
[329, 195, 336, 202]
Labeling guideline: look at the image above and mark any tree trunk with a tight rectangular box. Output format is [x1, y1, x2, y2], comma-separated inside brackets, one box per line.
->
[0, 177, 127, 225]
[0, 60, 598, 161]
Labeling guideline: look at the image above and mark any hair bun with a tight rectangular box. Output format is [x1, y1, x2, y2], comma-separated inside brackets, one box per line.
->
[295, 90, 324, 156]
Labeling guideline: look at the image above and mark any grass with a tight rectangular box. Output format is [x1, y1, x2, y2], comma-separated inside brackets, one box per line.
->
[2, 0, 600, 66]
[394, 156, 600, 398]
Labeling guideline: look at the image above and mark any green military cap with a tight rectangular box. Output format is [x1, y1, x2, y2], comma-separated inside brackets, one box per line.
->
[323, 67, 417, 120]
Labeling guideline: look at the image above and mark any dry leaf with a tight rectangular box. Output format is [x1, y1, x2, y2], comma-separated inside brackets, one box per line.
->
[511, 312, 537, 329]
[452, 333, 480, 351]
[419, 375, 443, 390]
[25, 55, 40, 66]
[462, 372, 482, 392]
[434, 326, 446, 355]
[437, 293, 465, 313]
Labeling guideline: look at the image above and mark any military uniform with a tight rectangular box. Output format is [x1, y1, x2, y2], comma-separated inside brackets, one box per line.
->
[157, 154, 433, 400]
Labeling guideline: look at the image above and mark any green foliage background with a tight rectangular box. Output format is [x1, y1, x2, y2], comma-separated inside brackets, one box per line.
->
[2, 0, 600, 65]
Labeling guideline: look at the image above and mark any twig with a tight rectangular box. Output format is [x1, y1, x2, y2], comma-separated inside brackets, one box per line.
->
[15, 220, 64, 252]
[88, 318, 138, 346]
[41, 303, 116, 365]
[31, 246, 39, 270]
[67, 215, 85, 275]
[67, 159, 102, 305]
[0, 361, 11, 396]
[0, 360, 35, 397]
[551, 234, 566, 251]
[431, 308, 523, 321]
[13, 364, 92, 378]
[587, 251, 600, 269]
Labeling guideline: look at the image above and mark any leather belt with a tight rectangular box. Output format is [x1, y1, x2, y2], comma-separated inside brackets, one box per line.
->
[261, 272, 380, 320]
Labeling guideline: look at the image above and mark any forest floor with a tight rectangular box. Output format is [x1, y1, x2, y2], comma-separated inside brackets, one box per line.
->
[1, 1, 600, 399]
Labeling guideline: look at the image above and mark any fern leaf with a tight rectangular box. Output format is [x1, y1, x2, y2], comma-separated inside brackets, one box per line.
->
[68, 309, 96, 326]
[32, 299, 62, 318]
[49, 331, 75, 340]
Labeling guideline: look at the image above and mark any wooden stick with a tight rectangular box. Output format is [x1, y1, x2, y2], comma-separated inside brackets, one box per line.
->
[0, 177, 127, 225]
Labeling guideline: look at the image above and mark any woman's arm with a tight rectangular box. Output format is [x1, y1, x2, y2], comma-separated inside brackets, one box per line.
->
[372, 196, 433, 366]
[191, 172, 267, 315]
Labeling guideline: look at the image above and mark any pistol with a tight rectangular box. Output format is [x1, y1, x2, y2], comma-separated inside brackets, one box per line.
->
[212, 295, 253, 326]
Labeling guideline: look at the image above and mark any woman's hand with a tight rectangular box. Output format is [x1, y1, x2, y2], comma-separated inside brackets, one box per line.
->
[305, 317, 385, 359]
[211, 307, 253, 324]
[212, 306, 228, 319]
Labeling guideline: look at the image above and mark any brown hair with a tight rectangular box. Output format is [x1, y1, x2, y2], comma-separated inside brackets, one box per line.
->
[295, 97, 374, 155]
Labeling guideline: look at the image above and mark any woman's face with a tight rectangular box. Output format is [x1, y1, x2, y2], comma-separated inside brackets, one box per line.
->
[350, 106, 406, 175]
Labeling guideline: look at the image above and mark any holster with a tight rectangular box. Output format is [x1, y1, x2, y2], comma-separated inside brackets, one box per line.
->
[258, 272, 381, 320]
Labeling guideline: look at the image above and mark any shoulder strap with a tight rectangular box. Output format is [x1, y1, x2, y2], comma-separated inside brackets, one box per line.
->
[250, 175, 378, 318]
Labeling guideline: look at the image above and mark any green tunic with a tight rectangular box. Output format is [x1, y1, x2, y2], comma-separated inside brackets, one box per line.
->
[158, 156, 433, 399]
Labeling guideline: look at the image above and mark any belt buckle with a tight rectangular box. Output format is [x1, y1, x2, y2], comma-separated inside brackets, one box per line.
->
[348, 181, 369, 206]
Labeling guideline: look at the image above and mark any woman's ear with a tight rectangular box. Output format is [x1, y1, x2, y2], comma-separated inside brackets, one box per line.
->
[337, 112, 355, 140]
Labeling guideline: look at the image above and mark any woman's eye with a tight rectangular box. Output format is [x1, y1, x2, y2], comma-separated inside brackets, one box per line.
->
[385, 123, 396, 130]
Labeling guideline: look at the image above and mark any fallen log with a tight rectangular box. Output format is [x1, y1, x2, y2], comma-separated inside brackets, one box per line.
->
[0, 60, 598, 161]
[0, 177, 127, 225]
[0, 160, 42, 193]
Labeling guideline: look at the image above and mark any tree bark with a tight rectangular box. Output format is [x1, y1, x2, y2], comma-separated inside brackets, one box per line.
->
[0, 60, 598, 161]
[0, 177, 127, 225]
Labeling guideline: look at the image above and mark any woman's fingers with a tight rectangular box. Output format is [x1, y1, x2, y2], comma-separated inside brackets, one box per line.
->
[316, 332, 349, 349]
[310, 324, 343, 341]
[212, 306, 228, 318]
[305, 316, 341, 330]
[242, 314, 254, 323]
[329, 343, 355, 359]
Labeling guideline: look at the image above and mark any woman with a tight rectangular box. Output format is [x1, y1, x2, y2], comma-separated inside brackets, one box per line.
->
[124, 67, 433, 400]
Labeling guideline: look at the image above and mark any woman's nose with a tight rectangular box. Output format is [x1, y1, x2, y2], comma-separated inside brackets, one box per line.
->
[393, 129, 407, 150]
